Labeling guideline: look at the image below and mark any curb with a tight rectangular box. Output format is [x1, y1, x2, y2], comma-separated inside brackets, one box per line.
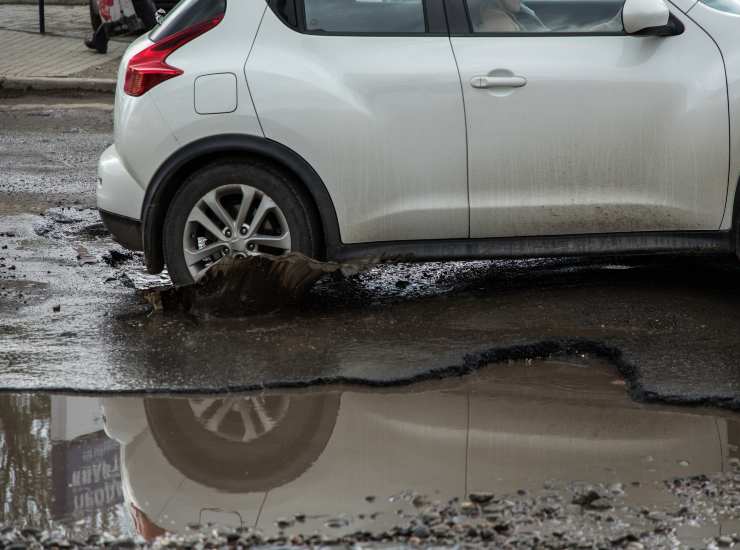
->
[0, 76, 116, 93]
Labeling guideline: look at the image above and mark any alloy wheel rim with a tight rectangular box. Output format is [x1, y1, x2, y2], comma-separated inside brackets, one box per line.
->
[182, 184, 292, 282]
[188, 396, 291, 444]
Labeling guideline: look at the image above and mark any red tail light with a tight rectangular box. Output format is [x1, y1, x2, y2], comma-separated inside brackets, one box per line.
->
[124, 15, 223, 97]
[130, 504, 166, 541]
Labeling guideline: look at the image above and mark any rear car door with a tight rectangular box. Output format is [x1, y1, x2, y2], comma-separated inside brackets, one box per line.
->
[448, 0, 729, 238]
[246, 0, 469, 244]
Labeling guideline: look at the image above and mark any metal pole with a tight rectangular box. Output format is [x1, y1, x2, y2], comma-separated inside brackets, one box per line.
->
[39, 0, 45, 33]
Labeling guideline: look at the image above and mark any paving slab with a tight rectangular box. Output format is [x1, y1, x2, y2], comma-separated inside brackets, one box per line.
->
[0, 3, 91, 37]
[0, 29, 126, 78]
[0, 4, 132, 85]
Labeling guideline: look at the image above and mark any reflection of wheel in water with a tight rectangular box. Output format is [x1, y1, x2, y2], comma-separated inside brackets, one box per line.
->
[145, 393, 340, 492]
[188, 395, 291, 443]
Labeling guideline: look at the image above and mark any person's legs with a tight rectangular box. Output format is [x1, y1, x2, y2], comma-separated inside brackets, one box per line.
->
[131, 0, 157, 30]
[84, 22, 109, 54]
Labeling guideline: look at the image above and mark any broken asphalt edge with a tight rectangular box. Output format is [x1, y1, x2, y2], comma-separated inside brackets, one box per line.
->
[0, 76, 116, 94]
[0, 337, 737, 413]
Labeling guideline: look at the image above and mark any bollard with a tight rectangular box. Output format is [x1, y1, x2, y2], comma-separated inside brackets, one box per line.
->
[38, 0, 45, 33]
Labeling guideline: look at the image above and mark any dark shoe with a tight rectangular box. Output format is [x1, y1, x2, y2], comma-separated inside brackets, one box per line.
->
[84, 29, 108, 54]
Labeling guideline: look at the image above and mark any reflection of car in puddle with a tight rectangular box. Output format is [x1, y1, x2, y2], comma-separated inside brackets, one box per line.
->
[101, 359, 740, 540]
[144, 394, 339, 493]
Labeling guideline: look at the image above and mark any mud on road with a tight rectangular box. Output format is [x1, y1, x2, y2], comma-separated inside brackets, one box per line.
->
[2, 94, 740, 406]
[5, 94, 740, 549]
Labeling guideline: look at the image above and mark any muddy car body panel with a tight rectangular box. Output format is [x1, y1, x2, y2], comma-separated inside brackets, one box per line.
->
[686, 1, 740, 231]
[97, 0, 740, 284]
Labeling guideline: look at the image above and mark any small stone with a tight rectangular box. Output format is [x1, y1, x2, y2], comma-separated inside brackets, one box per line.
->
[588, 498, 613, 511]
[275, 518, 294, 529]
[479, 528, 494, 541]
[469, 492, 494, 505]
[412, 525, 430, 539]
[411, 494, 428, 508]
[493, 523, 512, 535]
[647, 511, 670, 522]
[572, 490, 601, 507]
[102, 249, 134, 267]
[324, 517, 350, 529]
[20, 528, 39, 539]
[421, 511, 441, 525]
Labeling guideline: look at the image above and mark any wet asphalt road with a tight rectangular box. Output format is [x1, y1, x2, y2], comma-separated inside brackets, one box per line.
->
[2, 94, 740, 406]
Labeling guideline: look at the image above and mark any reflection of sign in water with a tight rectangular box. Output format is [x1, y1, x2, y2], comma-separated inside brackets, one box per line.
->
[51, 433, 122, 521]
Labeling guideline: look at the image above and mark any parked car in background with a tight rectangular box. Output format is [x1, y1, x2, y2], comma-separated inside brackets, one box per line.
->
[97, 0, 740, 287]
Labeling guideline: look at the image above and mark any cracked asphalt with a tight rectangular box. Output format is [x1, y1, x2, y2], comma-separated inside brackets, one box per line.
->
[2, 93, 740, 406]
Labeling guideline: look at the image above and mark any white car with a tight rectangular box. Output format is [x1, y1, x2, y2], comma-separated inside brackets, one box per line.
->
[97, 0, 740, 286]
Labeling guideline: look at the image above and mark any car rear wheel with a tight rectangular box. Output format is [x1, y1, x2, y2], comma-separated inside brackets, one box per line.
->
[163, 160, 321, 286]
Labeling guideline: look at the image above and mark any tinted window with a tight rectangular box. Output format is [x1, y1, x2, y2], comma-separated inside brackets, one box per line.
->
[150, 0, 226, 42]
[303, 0, 426, 33]
[466, 0, 624, 33]
[271, 0, 299, 27]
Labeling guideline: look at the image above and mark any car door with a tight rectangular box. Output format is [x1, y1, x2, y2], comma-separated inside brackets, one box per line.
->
[448, 0, 729, 238]
[246, 0, 469, 244]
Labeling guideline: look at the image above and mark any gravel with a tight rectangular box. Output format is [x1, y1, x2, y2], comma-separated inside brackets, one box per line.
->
[4, 472, 740, 549]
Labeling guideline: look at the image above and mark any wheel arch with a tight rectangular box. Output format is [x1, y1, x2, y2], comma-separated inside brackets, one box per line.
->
[141, 134, 342, 274]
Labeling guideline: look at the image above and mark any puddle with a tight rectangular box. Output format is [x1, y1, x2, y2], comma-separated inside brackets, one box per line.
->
[1, 358, 740, 548]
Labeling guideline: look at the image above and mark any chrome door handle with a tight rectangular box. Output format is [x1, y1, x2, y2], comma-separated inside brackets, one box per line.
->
[470, 75, 527, 89]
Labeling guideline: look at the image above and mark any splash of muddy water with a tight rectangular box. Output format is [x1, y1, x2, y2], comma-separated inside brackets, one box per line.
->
[142, 253, 370, 316]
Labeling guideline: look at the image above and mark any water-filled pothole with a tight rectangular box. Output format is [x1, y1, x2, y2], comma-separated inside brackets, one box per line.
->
[1, 359, 738, 548]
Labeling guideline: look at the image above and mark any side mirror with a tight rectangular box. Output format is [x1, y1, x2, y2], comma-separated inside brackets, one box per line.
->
[622, 0, 671, 34]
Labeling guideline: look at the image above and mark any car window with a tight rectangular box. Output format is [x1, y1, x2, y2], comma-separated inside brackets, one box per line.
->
[465, 0, 625, 33]
[699, 0, 740, 14]
[303, 0, 426, 33]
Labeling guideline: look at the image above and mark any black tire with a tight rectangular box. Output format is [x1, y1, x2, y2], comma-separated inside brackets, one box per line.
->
[89, 0, 102, 31]
[163, 160, 322, 287]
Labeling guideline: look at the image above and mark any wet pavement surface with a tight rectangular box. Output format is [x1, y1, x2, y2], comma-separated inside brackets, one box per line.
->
[4, 95, 740, 547]
[3, 359, 740, 548]
[2, 95, 740, 408]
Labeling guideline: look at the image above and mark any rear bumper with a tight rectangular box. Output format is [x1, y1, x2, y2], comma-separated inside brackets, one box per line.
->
[100, 210, 143, 251]
[97, 144, 145, 251]
[97, 144, 145, 221]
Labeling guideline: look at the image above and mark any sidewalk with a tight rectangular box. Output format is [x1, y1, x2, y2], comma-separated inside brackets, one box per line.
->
[0, 4, 132, 93]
